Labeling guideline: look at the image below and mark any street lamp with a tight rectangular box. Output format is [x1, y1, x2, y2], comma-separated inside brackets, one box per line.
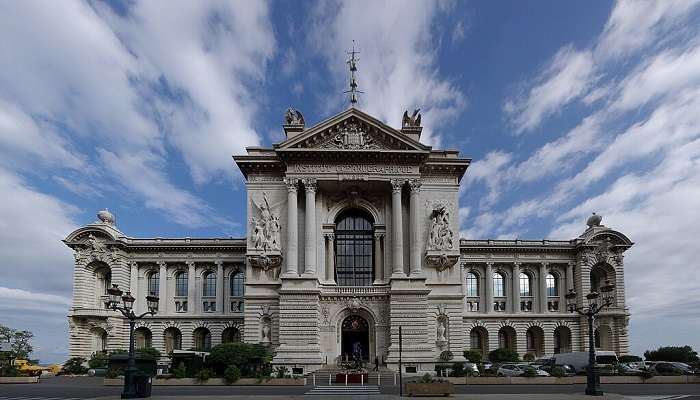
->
[565, 280, 615, 396]
[107, 284, 159, 399]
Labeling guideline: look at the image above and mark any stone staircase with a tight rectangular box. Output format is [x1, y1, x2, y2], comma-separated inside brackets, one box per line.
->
[307, 365, 398, 386]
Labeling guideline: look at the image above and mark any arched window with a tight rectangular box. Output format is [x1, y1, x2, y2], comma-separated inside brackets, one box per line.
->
[98, 269, 112, 295]
[222, 327, 241, 344]
[519, 273, 531, 296]
[230, 270, 245, 297]
[203, 271, 216, 297]
[335, 210, 374, 286]
[546, 273, 558, 296]
[194, 328, 211, 351]
[466, 272, 479, 297]
[164, 327, 182, 354]
[175, 271, 188, 297]
[147, 271, 159, 296]
[134, 327, 152, 349]
[493, 272, 505, 297]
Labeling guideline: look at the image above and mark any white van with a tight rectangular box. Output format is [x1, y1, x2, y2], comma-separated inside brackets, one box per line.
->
[552, 351, 618, 373]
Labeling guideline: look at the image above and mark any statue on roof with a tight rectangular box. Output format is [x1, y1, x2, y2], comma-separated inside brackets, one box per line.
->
[284, 108, 305, 126]
[402, 109, 421, 128]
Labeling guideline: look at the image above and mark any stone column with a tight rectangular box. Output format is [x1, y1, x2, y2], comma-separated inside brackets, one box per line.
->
[512, 262, 521, 314]
[484, 262, 493, 313]
[374, 233, 384, 283]
[158, 261, 167, 315]
[408, 179, 422, 276]
[566, 262, 574, 293]
[325, 233, 335, 283]
[216, 260, 224, 314]
[390, 179, 406, 277]
[187, 261, 196, 314]
[540, 262, 549, 313]
[284, 178, 298, 277]
[303, 178, 317, 277]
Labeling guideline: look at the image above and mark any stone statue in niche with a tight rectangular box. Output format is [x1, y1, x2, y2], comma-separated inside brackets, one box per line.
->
[261, 318, 271, 344]
[284, 108, 305, 126]
[428, 204, 454, 251]
[250, 192, 281, 251]
[437, 319, 446, 342]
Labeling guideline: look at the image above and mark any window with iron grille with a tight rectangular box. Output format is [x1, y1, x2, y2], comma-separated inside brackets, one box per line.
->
[334, 210, 374, 287]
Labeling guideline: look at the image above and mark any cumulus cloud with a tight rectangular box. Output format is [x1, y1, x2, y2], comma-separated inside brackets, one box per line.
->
[307, 0, 466, 146]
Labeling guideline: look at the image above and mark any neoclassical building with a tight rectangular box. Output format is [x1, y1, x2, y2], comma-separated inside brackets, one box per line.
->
[65, 107, 632, 374]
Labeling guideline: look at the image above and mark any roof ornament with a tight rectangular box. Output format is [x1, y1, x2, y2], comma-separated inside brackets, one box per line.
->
[402, 108, 422, 128]
[586, 212, 603, 228]
[97, 209, 115, 225]
[344, 40, 363, 106]
[284, 108, 304, 126]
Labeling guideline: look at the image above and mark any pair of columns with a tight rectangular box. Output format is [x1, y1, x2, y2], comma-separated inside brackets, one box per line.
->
[284, 178, 317, 277]
[283, 177, 423, 279]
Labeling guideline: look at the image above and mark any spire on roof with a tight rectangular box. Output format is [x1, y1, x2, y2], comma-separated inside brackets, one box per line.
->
[344, 40, 363, 106]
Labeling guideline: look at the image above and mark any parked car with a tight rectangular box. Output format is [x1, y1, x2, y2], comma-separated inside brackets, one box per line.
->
[463, 361, 480, 376]
[539, 363, 576, 376]
[551, 351, 618, 374]
[617, 363, 646, 376]
[647, 362, 687, 376]
[497, 363, 549, 377]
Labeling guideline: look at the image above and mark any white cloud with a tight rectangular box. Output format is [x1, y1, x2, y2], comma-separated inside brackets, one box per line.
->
[308, 0, 466, 146]
[505, 47, 595, 134]
[451, 20, 467, 43]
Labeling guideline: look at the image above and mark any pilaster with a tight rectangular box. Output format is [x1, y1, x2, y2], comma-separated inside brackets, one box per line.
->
[390, 179, 406, 278]
[283, 178, 299, 277]
[303, 178, 317, 277]
[408, 179, 423, 277]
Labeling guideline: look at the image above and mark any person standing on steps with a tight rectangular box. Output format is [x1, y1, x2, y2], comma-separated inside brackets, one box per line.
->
[374, 356, 379, 371]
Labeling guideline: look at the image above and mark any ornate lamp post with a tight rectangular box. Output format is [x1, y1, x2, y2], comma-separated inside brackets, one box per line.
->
[565, 280, 615, 396]
[107, 284, 159, 399]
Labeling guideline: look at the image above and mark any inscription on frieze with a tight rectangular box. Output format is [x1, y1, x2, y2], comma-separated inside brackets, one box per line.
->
[290, 163, 419, 175]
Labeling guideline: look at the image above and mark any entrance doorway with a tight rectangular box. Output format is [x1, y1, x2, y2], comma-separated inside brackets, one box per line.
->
[341, 315, 370, 361]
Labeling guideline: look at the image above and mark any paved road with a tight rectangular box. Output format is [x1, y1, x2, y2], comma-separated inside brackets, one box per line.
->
[1, 376, 698, 399]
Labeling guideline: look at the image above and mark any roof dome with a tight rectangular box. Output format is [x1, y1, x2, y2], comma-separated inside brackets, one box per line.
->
[97, 209, 114, 225]
[586, 212, 602, 227]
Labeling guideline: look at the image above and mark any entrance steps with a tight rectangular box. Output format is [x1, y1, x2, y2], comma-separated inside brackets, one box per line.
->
[305, 385, 381, 395]
[307, 366, 398, 386]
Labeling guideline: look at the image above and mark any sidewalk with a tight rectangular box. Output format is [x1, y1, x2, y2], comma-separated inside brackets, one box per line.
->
[140, 394, 629, 400]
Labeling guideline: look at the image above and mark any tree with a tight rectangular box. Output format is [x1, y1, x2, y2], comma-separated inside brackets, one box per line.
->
[644, 346, 699, 364]
[0, 324, 34, 359]
[463, 350, 482, 364]
[208, 343, 270, 376]
[488, 348, 520, 363]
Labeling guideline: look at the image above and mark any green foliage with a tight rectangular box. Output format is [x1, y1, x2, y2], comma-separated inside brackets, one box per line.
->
[644, 346, 699, 364]
[619, 355, 643, 363]
[0, 324, 34, 359]
[551, 366, 567, 378]
[438, 350, 454, 362]
[208, 343, 270, 376]
[224, 365, 241, 384]
[522, 366, 538, 377]
[88, 352, 108, 369]
[195, 368, 213, 382]
[488, 348, 520, 363]
[61, 357, 88, 375]
[136, 347, 161, 359]
[463, 350, 482, 363]
[104, 367, 123, 379]
[451, 362, 465, 377]
[434, 363, 450, 377]
[275, 365, 290, 379]
[420, 373, 435, 383]
[523, 353, 535, 362]
[173, 362, 188, 379]
[0, 365, 20, 377]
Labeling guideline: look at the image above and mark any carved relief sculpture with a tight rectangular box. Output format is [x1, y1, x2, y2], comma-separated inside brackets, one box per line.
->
[247, 192, 283, 271]
[284, 108, 305, 126]
[321, 120, 380, 150]
[425, 203, 460, 271]
[402, 109, 422, 128]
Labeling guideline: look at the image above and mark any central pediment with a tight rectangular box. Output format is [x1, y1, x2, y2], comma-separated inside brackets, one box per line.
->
[274, 108, 430, 153]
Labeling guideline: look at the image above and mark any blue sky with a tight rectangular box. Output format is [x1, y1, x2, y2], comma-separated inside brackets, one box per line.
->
[1, 0, 699, 364]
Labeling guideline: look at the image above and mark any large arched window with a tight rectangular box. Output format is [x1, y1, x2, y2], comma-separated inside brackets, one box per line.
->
[466, 272, 479, 297]
[493, 272, 505, 297]
[230, 270, 245, 297]
[334, 210, 374, 286]
[546, 273, 558, 296]
[519, 273, 532, 296]
[147, 271, 159, 296]
[175, 271, 188, 297]
[164, 327, 182, 354]
[193, 327, 211, 351]
[203, 271, 216, 297]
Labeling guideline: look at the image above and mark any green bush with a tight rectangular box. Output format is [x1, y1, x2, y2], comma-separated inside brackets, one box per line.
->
[451, 362, 465, 377]
[195, 368, 213, 382]
[551, 366, 566, 378]
[136, 347, 161, 359]
[522, 366, 538, 377]
[488, 348, 520, 363]
[463, 350, 482, 363]
[173, 362, 188, 379]
[61, 357, 88, 375]
[104, 367, 123, 379]
[208, 343, 270, 376]
[434, 363, 450, 377]
[523, 353, 535, 362]
[224, 365, 241, 384]
[88, 352, 108, 369]
[275, 366, 290, 378]
[420, 373, 434, 383]
[644, 346, 699, 364]
[0, 365, 20, 377]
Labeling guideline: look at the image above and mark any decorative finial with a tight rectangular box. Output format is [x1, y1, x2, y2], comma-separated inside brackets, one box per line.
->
[97, 208, 115, 225]
[586, 212, 602, 228]
[344, 40, 363, 106]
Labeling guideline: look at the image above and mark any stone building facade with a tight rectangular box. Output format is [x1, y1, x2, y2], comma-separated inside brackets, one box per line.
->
[64, 107, 633, 374]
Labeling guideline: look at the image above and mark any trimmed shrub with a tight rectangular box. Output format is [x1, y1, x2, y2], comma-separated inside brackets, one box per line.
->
[463, 350, 482, 363]
[451, 362, 465, 377]
[488, 348, 520, 363]
[551, 366, 566, 378]
[522, 366, 538, 377]
[61, 357, 88, 375]
[224, 365, 241, 384]
[275, 366, 290, 378]
[208, 343, 270, 376]
[195, 368, 213, 382]
[88, 352, 108, 369]
[173, 362, 188, 379]
[0, 365, 20, 377]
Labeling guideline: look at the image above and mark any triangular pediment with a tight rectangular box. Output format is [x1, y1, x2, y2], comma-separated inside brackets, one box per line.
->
[275, 108, 430, 152]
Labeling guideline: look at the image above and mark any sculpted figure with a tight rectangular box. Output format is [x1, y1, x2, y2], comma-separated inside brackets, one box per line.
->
[284, 108, 305, 125]
[437, 319, 447, 342]
[428, 205, 454, 251]
[402, 108, 422, 128]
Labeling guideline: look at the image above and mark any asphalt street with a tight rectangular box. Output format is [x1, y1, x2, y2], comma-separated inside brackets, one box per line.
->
[0, 376, 698, 399]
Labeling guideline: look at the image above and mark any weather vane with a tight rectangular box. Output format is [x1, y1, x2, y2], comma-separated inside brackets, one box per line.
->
[344, 40, 363, 106]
